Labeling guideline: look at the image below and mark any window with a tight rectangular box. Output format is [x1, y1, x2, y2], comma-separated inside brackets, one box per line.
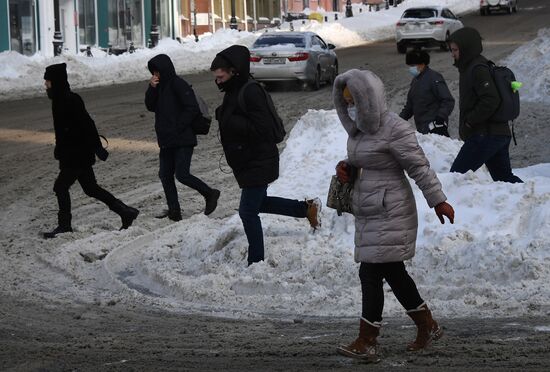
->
[402, 9, 437, 19]
[253, 35, 306, 48]
[9, 0, 37, 55]
[79, 0, 96, 46]
[108, 0, 143, 48]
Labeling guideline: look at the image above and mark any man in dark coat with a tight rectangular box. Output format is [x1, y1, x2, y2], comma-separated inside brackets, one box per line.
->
[145, 54, 220, 221]
[43, 63, 139, 238]
[448, 27, 522, 183]
[399, 50, 454, 137]
[210, 45, 321, 266]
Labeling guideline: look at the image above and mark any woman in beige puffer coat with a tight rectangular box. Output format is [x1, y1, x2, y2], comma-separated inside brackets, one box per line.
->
[333, 69, 455, 362]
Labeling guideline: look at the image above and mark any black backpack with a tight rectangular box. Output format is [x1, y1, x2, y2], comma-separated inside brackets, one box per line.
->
[237, 80, 286, 144]
[473, 61, 520, 123]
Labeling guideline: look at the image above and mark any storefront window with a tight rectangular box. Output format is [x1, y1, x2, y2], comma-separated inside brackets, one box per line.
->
[156, 0, 172, 39]
[78, 0, 96, 46]
[108, 0, 143, 49]
[9, 0, 37, 55]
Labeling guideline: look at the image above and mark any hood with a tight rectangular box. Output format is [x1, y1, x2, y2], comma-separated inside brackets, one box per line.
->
[44, 63, 70, 97]
[147, 54, 177, 81]
[333, 69, 388, 136]
[212, 45, 250, 88]
[448, 27, 483, 70]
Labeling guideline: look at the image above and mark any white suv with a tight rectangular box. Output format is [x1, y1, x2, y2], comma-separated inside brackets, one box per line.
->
[480, 0, 518, 15]
[396, 6, 463, 54]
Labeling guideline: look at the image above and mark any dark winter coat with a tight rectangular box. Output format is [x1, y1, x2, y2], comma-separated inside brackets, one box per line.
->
[448, 27, 511, 140]
[145, 54, 200, 148]
[214, 45, 279, 188]
[399, 67, 455, 134]
[45, 63, 102, 169]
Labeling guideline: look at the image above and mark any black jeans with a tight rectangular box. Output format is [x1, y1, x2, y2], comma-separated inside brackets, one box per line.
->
[450, 134, 523, 183]
[159, 146, 212, 211]
[359, 262, 424, 323]
[239, 185, 308, 264]
[54, 166, 118, 215]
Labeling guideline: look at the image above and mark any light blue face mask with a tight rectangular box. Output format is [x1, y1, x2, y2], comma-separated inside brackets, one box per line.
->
[408, 66, 420, 77]
[347, 105, 357, 121]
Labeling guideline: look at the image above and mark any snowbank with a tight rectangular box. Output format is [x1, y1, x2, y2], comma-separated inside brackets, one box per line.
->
[40, 109, 550, 319]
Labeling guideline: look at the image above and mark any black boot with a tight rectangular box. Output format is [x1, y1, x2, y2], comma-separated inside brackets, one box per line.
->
[43, 212, 73, 239]
[111, 200, 139, 230]
[155, 209, 182, 222]
[204, 189, 220, 216]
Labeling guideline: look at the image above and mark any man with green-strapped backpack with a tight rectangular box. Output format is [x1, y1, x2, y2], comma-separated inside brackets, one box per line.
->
[448, 27, 522, 183]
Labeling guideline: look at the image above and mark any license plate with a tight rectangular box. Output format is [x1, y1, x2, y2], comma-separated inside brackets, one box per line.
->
[264, 58, 286, 65]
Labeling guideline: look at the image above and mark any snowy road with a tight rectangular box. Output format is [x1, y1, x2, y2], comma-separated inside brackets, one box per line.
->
[1, 0, 550, 370]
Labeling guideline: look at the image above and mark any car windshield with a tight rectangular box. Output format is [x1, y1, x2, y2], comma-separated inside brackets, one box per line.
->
[253, 35, 306, 48]
[402, 9, 438, 19]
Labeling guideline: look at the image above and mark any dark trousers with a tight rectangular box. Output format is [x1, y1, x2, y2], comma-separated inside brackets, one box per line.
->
[450, 134, 523, 183]
[54, 166, 119, 223]
[239, 185, 308, 264]
[159, 146, 212, 211]
[359, 262, 424, 323]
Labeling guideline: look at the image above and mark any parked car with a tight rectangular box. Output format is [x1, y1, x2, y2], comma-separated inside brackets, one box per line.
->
[249, 31, 338, 90]
[395, 6, 463, 54]
[480, 0, 518, 15]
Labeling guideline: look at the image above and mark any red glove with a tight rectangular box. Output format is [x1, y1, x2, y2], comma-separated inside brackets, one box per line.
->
[336, 161, 351, 183]
[434, 201, 454, 224]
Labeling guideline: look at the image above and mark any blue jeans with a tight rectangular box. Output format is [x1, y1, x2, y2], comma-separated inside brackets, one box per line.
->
[159, 146, 212, 211]
[450, 135, 523, 183]
[239, 186, 308, 264]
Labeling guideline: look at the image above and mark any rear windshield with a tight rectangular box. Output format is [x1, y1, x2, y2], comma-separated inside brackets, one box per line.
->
[253, 35, 306, 48]
[402, 9, 437, 19]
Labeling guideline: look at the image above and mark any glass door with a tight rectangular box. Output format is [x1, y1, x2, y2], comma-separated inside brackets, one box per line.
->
[78, 0, 96, 46]
[108, 0, 143, 49]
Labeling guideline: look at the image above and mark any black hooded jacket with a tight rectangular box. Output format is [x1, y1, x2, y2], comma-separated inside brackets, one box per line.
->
[448, 27, 511, 140]
[145, 54, 200, 148]
[44, 63, 102, 168]
[213, 45, 279, 188]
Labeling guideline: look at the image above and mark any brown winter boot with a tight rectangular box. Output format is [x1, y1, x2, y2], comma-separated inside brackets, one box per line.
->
[406, 303, 443, 351]
[336, 318, 381, 362]
[305, 198, 322, 230]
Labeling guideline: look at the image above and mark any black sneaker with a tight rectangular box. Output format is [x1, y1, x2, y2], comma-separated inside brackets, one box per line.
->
[204, 189, 220, 216]
[43, 226, 73, 239]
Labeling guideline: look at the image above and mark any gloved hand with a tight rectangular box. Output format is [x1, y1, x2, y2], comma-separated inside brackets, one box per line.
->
[434, 116, 446, 126]
[336, 160, 351, 184]
[434, 201, 454, 224]
[95, 146, 109, 161]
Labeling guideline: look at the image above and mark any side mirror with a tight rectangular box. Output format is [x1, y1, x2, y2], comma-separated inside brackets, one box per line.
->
[328, 43, 336, 50]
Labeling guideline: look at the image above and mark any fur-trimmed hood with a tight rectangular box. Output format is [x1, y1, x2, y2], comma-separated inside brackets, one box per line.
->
[333, 69, 388, 136]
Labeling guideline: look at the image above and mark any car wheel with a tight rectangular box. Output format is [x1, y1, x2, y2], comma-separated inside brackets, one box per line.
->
[486, 8, 491, 15]
[310, 67, 321, 91]
[480, 8, 486, 16]
[440, 32, 450, 51]
[397, 43, 407, 54]
[329, 61, 339, 84]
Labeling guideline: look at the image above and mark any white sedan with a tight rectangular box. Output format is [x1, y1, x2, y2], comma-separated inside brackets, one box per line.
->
[249, 31, 338, 90]
[395, 6, 463, 54]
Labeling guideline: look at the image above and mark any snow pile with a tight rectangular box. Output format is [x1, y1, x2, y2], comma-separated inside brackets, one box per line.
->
[0, 0, 479, 101]
[41, 109, 550, 319]
[504, 28, 550, 103]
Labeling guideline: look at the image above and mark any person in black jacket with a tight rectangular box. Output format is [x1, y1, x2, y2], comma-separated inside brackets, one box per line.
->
[210, 45, 321, 266]
[145, 54, 220, 221]
[43, 63, 139, 238]
[448, 27, 522, 183]
[399, 50, 454, 137]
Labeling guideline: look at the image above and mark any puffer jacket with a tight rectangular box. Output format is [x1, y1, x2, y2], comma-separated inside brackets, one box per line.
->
[214, 45, 279, 188]
[145, 54, 200, 148]
[333, 69, 447, 263]
[448, 27, 510, 140]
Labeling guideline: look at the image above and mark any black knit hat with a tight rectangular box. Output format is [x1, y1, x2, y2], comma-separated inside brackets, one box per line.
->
[210, 54, 233, 71]
[406, 50, 430, 65]
[44, 63, 68, 82]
